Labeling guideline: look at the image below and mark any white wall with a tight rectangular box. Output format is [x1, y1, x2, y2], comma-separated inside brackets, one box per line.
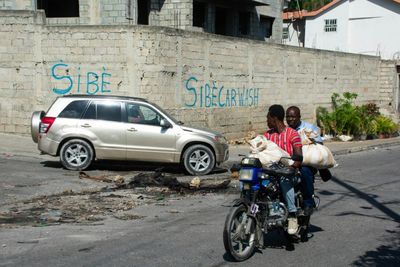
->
[348, 0, 400, 59]
[305, 0, 349, 52]
[282, 20, 304, 47]
[305, 0, 400, 59]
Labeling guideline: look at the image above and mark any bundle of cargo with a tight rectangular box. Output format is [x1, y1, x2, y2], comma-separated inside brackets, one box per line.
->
[248, 135, 294, 167]
[298, 128, 337, 169]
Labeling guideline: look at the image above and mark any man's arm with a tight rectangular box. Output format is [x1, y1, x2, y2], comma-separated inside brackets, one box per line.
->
[292, 146, 303, 168]
[309, 122, 323, 143]
[290, 129, 303, 168]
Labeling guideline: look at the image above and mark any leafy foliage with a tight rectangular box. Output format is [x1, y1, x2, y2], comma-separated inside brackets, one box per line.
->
[375, 115, 398, 135]
[317, 92, 398, 138]
[287, 0, 333, 11]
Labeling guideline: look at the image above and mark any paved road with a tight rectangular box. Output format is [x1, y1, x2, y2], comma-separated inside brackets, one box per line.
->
[1, 145, 399, 266]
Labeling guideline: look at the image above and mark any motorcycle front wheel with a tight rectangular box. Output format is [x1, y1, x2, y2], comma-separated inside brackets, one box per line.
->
[223, 204, 257, 261]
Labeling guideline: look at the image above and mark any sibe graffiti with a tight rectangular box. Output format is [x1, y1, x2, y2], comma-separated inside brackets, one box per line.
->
[51, 62, 112, 95]
[185, 76, 259, 108]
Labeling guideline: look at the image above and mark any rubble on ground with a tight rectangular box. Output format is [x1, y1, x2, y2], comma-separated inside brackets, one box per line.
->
[228, 130, 257, 145]
[0, 171, 231, 228]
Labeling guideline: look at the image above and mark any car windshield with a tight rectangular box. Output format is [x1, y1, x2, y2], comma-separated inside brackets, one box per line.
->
[149, 102, 183, 125]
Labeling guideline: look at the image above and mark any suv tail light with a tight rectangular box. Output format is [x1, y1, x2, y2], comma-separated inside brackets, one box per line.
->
[40, 117, 56, 133]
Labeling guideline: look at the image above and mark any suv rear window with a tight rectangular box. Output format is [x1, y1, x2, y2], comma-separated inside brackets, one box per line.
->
[58, 100, 88, 119]
[82, 101, 122, 122]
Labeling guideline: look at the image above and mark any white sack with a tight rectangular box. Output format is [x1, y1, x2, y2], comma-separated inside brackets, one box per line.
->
[302, 143, 336, 169]
[248, 135, 294, 167]
[298, 128, 320, 145]
[248, 135, 268, 153]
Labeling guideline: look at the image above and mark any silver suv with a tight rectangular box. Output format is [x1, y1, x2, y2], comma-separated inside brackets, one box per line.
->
[31, 95, 229, 175]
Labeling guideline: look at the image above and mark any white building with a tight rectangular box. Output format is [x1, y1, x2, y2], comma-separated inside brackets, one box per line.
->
[283, 0, 400, 60]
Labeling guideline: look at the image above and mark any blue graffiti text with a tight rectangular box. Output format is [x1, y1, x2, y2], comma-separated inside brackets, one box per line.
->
[51, 62, 111, 95]
[185, 76, 259, 108]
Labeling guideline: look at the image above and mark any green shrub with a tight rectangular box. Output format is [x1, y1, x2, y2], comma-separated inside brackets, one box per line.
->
[358, 103, 380, 135]
[317, 92, 361, 136]
[317, 92, 397, 138]
[375, 115, 398, 135]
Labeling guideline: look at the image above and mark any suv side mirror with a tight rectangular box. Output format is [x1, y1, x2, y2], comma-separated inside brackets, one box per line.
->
[160, 119, 172, 128]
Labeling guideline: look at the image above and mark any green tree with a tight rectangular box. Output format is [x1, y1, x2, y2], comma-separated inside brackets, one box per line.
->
[287, 0, 333, 11]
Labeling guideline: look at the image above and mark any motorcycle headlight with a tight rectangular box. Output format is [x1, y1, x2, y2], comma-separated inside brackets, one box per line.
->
[239, 169, 254, 181]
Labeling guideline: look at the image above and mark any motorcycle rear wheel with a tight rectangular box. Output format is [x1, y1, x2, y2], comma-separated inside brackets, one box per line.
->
[223, 204, 257, 261]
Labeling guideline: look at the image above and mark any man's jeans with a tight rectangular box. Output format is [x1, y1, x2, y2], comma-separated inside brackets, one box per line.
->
[280, 176, 297, 214]
[300, 166, 317, 207]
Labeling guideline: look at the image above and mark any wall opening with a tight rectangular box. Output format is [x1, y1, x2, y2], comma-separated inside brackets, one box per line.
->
[238, 12, 250, 35]
[138, 0, 150, 25]
[193, 1, 206, 28]
[37, 0, 79, 17]
[215, 7, 228, 35]
[260, 16, 274, 39]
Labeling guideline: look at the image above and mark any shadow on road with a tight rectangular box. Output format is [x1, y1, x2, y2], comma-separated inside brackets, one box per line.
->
[331, 176, 400, 223]
[331, 176, 400, 266]
[40, 160, 228, 176]
[352, 229, 400, 266]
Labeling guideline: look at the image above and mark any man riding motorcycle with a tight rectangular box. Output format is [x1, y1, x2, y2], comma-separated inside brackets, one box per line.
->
[264, 104, 303, 234]
[286, 106, 332, 216]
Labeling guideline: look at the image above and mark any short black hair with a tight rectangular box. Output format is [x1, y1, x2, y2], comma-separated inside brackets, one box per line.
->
[287, 106, 301, 116]
[268, 104, 285, 121]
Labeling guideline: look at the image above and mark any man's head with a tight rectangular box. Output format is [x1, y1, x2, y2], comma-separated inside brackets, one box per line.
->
[267, 104, 285, 129]
[286, 106, 301, 129]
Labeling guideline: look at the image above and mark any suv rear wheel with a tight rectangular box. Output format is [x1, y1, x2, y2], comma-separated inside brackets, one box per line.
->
[60, 139, 94, 171]
[183, 144, 215, 175]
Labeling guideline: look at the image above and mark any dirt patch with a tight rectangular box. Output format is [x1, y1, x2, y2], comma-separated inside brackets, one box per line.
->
[0, 172, 231, 228]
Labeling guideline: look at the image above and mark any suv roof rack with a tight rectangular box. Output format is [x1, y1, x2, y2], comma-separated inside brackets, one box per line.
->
[61, 94, 148, 102]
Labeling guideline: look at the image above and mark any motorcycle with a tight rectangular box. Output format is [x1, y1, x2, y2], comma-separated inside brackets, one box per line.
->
[223, 156, 319, 261]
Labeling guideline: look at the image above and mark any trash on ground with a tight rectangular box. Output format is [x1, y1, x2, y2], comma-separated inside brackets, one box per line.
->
[0, 170, 230, 228]
[79, 172, 112, 183]
[337, 135, 353, 142]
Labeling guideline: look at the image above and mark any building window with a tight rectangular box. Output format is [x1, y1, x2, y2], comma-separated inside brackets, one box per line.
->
[324, 19, 337, 32]
[138, 0, 150, 25]
[193, 1, 206, 28]
[239, 12, 250, 35]
[260, 16, 274, 39]
[215, 7, 228, 35]
[282, 27, 289, 39]
[37, 0, 79, 17]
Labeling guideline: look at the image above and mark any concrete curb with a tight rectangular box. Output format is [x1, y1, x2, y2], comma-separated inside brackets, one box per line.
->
[331, 139, 400, 156]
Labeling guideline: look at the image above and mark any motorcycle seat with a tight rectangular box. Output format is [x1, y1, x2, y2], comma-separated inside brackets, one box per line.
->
[263, 166, 296, 177]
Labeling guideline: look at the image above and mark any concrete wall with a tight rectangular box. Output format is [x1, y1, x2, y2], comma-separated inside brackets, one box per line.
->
[257, 0, 284, 43]
[0, 0, 33, 10]
[379, 60, 400, 117]
[0, 10, 398, 139]
[0, 0, 284, 42]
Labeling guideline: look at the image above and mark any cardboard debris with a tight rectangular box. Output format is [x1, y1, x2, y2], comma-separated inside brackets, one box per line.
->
[122, 172, 231, 191]
[228, 130, 257, 145]
[79, 172, 112, 183]
[189, 177, 201, 189]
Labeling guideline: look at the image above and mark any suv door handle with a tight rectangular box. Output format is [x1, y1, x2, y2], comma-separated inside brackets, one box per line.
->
[81, 124, 91, 128]
[127, 127, 137, 132]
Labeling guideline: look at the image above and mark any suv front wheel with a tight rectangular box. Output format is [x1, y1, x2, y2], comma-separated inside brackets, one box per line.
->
[183, 144, 215, 175]
[60, 139, 94, 171]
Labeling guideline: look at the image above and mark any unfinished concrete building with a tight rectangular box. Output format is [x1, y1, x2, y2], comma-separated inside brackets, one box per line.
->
[1, 0, 284, 43]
